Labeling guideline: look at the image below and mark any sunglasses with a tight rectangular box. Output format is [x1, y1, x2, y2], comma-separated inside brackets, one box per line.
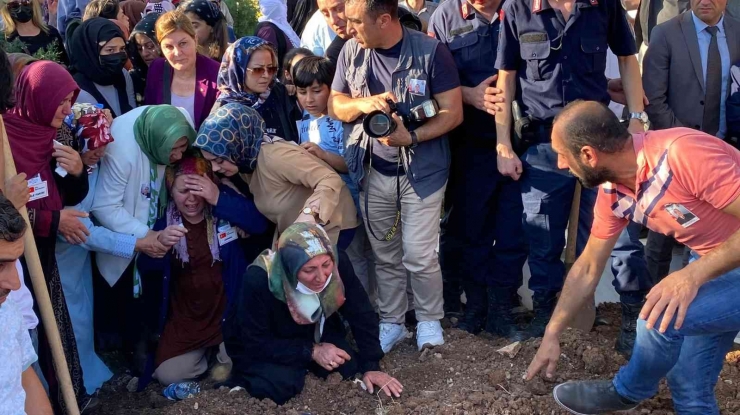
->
[7, 0, 31, 8]
[247, 66, 278, 77]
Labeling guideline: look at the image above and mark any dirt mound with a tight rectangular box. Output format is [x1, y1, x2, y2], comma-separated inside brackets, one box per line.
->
[95, 304, 740, 414]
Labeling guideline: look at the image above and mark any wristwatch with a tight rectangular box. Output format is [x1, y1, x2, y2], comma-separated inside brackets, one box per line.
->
[301, 206, 321, 222]
[409, 131, 419, 148]
[629, 111, 650, 131]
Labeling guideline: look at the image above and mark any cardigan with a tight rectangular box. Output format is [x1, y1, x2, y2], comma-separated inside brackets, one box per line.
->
[243, 140, 359, 244]
[90, 106, 195, 284]
[144, 54, 220, 130]
[135, 184, 268, 389]
[223, 250, 383, 381]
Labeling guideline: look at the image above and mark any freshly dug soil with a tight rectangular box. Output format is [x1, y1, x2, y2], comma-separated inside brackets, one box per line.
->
[95, 304, 740, 414]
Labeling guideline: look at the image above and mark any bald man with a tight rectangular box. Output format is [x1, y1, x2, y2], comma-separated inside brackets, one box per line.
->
[525, 100, 740, 414]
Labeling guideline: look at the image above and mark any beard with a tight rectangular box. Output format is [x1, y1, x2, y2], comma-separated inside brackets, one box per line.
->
[571, 163, 617, 189]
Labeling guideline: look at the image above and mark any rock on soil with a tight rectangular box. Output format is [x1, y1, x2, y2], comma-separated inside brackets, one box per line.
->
[95, 304, 740, 414]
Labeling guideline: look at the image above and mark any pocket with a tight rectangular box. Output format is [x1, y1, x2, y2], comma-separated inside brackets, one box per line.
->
[448, 32, 479, 68]
[580, 38, 607, 74]
[522, 193, 542, 214]
[519, 41, 552, 81]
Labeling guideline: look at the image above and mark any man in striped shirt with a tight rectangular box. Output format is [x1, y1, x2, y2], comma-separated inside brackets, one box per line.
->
[525, 100, 740, 414]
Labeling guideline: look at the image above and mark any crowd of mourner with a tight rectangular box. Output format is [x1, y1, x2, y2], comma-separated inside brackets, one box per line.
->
[2, 0, 740, 413]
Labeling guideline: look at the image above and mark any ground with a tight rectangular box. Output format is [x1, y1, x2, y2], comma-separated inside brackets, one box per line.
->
[95, 304, 740, 414]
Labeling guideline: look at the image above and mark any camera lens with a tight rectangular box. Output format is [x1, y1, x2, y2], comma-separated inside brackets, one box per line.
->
[363, 110, 395, 138]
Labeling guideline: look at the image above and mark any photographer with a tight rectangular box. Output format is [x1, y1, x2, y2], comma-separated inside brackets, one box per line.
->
[328, 0, 462, 354]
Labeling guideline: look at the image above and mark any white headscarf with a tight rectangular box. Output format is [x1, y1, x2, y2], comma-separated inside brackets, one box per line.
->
[258, 0, 302, 47]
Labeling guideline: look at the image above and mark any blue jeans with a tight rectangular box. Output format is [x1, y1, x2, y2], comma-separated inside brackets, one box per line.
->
[520, 143, 651, 304]
[613, 254, 740, 414]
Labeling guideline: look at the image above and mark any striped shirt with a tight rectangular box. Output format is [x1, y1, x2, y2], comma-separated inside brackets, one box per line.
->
[592, 128, 740, 255]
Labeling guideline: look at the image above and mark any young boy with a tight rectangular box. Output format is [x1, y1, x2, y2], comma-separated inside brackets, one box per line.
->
[293, 56, 359, 210]
[0, 194, 53, 415]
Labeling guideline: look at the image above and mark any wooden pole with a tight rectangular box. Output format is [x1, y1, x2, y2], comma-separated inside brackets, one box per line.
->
[0, 117, 81, 415]
[564, 182, 596, 332]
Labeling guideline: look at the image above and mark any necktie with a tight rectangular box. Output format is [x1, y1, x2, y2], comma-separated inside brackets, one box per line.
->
[703, 25, 721, 136]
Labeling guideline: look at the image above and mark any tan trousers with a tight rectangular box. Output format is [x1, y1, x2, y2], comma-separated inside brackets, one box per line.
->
[360, 169, 445, 324]
[154, 342, 230, 385]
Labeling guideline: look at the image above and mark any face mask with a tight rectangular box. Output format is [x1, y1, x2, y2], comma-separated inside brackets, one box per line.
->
[99, 52, 128, 76]
[10, 5, 33, 23]
[296, 273, 332, 295]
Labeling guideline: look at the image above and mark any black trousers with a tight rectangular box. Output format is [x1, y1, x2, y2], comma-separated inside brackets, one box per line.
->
[235, 336, 360, 405]
[645, 230, 677, 283]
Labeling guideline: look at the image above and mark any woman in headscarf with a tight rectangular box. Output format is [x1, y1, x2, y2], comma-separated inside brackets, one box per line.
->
[194, 103, 358, 247]
[135, 155, 268, 388]
[128, 12, 161, 106]
[67, 17, 135, 117]
[90, 104, 195, 374]
[145, 10, 220, 129]
[182, 0, 228, 61]
[215, 36, 301, 143]
[255, 0, 299, 74]
[1, 0, 68, 64]
[4, 60, 95, 412]
[223, 222, 403, 405]
[120, 0, 145, 31]
[54, 103, 165, 393]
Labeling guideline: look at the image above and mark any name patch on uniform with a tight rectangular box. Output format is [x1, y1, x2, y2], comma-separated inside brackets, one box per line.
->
[449, 24, 474, 37]
[519, 33, 548, 43]
[664, 203, 699, 228]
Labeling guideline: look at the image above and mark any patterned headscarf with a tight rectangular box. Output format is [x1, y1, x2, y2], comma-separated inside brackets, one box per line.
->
[193, 103, 266, 174]
[164, 156, 220, 264]
[216, 36, 275, 108]
[56, 103, 114, 153]
[252, 222, 346, 333]
[183, 0, 223, 27]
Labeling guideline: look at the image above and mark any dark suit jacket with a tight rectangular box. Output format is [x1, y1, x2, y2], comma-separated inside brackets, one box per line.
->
[144, 54, 220, 129]
[643, 11, 740, 132]
[635, 0, 689, 47]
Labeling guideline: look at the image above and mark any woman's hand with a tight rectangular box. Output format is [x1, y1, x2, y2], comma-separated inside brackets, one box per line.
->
[362, 371, 403, 397]
[59, 209, 90, 244]
[4, 173, 30, 209]
[312, 343, 351, 371]
[157, 225, 188, 247]
[52, 142, 84, 176]
[135, 230, 169, 258]
[183, 174, 220, 206]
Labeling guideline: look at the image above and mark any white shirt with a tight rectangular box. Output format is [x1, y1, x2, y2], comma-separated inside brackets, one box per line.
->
[300, 10, 336, 57]
[0, 299, 37, 415]
[7, 261, 38, 332]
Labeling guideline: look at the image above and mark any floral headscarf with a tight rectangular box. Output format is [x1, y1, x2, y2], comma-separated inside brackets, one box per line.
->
[164, 156, 220, 264]
[193, 103, 266, 174]
[251, 222, 346, 336]
[56, 103, 114, 153]
[216, 36, 275, 108]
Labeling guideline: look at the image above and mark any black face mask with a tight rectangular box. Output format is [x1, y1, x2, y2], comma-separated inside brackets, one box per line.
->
[98, 52, 128, 77]
[10, 5, 33, 23]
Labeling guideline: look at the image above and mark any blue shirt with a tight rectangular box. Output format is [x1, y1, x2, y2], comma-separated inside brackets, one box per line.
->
[299, 112, 361, 214]
[429, 0, 502, 141]
[495, 0, 637, 122]
[692, 12, 730, 138]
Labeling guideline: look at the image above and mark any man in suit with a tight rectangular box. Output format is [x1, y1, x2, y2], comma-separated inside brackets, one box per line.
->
[642, 0, 739, 283]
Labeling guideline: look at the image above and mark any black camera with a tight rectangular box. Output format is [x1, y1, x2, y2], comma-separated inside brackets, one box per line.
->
[363, 99, 440, 138]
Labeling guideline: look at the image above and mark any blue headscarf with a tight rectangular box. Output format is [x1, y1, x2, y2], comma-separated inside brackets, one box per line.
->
[194, 103, 266, 174]
[216, 36, 275, 108]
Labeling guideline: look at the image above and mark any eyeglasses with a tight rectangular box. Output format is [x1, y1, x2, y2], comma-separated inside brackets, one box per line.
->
[246, 66, 278, 77]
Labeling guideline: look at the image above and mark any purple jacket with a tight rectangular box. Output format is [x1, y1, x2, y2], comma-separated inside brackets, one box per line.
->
[144, 54, 220, 129]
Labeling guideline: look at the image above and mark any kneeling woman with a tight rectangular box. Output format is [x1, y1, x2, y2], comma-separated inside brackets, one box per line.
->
[224, 223, 403, 404]
[137, 156, 268, 386]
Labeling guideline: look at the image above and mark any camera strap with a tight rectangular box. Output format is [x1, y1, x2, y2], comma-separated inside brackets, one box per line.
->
[364, 137, 402, 242]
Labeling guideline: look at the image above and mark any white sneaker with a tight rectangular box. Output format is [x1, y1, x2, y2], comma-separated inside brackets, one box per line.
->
[379, 323, 409, 353]
[416, 320, 444, 351]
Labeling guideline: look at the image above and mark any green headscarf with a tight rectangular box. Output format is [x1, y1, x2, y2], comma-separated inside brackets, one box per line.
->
[252, 223, 346, 339]
[133, 105, 196, 219]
